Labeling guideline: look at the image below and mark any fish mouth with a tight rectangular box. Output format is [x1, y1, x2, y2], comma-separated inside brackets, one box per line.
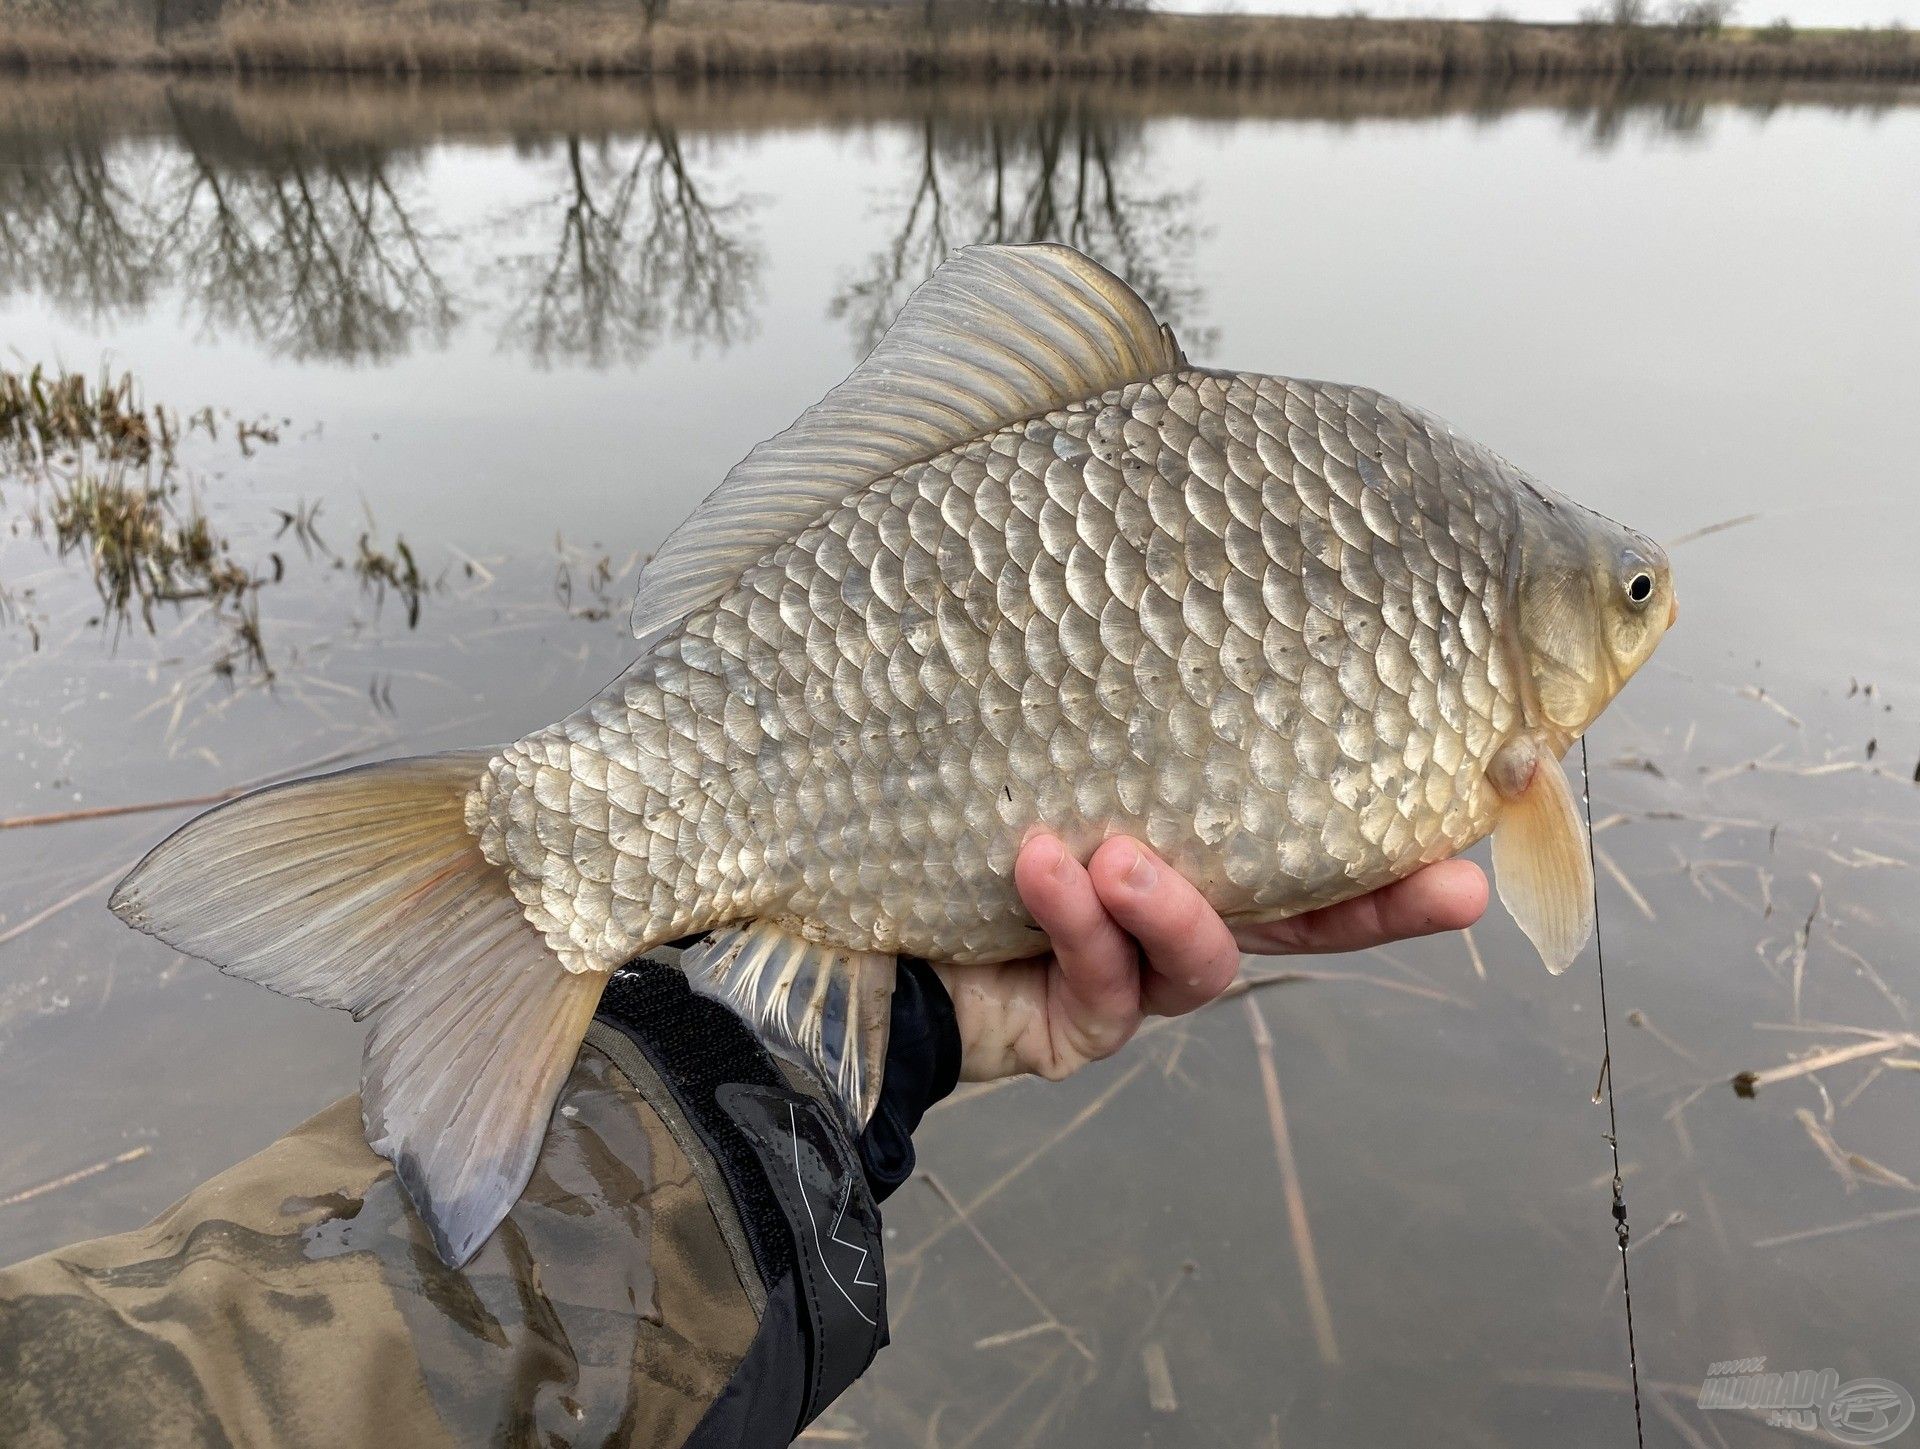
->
[1667, 592, 1680, 629]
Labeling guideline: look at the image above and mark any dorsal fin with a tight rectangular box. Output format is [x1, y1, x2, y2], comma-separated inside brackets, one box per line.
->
[630, 243, 1184, 640]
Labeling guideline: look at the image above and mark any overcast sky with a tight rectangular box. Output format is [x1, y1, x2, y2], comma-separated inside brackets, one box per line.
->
[1159, 0, 1913, 23]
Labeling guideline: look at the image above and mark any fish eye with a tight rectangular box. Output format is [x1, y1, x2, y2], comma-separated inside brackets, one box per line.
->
[1626, 572, 1654, 606]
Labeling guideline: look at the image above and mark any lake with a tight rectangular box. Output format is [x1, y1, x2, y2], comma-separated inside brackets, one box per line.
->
[2, 72, 1918, 1446]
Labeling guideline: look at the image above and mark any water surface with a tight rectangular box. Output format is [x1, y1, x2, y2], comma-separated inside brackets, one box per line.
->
[3, 73, 1918, 1446]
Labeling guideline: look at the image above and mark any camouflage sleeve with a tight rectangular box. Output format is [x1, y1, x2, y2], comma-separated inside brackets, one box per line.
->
[0, 956, 906, 1449]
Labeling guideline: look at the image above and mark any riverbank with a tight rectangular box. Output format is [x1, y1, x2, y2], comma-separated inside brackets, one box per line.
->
[3, 1, 1916, 84]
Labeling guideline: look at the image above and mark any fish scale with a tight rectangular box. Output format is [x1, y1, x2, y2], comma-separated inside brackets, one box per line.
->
[114, 243, 1671, 1265]
[471, 369, 1524, 971]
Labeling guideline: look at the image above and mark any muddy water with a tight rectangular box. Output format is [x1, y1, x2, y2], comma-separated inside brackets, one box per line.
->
[2, 75, 1917, 1446]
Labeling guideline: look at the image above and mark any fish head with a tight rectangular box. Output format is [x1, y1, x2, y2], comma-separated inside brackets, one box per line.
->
[1508, 480, 1676, 744]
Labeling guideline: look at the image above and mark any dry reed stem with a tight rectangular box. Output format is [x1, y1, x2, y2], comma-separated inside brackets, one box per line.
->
[1462, 924, 1488, 982]
[1141, 1340, 1178, 1413]
[971, 1321, 1056, 1351]
[0, 728, 395, 831]
[1, 788, 266, 832]
[1626, 1008, 1703, 1070]
[1795, 1107, 1859, 1190]
[0, 863, 125, 950]
[1732, 1034, 1914, 1096]
[1244, 993, 1339, 1367]
[1753, 1202, 1920, 1249]
[1826, 937, 1910, 1024]
[1595, 842, 1656, 921]
[1647, 1390, 1721, 1449]
[0, 719, 494, 950]
[948, 1341, 1068, 1449]
[0, 1144, 150, 1208]
[920, 1171, 1094, 1364]
[903, 1056, 1149, 1263]
[1668, 511, 1763, 547]
[1600, 1208, 1685, 1305]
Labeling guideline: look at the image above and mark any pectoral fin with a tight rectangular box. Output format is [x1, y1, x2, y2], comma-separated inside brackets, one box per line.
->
[1491, 745, 1594, 976]
[681, 922, 896, 1124]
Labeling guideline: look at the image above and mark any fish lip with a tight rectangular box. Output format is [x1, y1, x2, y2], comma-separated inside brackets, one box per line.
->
[1667, 592, 1679, 629]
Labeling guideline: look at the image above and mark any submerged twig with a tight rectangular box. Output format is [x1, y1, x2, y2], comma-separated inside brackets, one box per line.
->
[1602, 1210, 1686, 1306]
[1795, 1108, 1860, 1191]
[0, 864, 124, 950]
[1141, 1340, 1178, 1414]
[1668, 512, 1761, 548]
[909, 1058, 1149, 1260]
[0, 1145, 150, 1208]
[0, 722, 486, 950]
[920, 1172, 1093, 1364]
[1626, 1009, 1703, 1071]
[1754, 1203, 1920, 1250]
[1244, 994, 1338, 1366]
[1462, 925, 1488, 982]
[1595, 844, 1656, 922]
[1732, 1035, 1914, 1098]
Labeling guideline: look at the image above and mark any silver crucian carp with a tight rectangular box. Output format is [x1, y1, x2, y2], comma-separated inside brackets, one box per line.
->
[111, 243, 1676, 1264]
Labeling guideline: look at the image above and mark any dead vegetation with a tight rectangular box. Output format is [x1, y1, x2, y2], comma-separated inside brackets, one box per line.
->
[0, 367, 162, 465]
[0, 364, 440, 675]
[1, 0, 1916, 84]
[0, 368, 262, 656]
[46, 468, 251, 624]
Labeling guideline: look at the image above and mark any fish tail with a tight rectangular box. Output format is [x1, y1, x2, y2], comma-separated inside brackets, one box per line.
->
[109, 750, 604, 1267]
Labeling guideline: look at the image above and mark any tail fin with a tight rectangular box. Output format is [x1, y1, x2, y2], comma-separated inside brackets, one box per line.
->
[109, 751, 605, 1267]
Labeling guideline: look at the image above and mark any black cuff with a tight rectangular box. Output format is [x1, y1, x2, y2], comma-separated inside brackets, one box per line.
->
[857, 956, 962, 1203]
[593, 964, 889, 1442]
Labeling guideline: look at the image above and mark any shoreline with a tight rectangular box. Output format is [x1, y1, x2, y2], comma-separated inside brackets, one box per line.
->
[4, 68, 1914, 143]
[3, 4, 1916, 85]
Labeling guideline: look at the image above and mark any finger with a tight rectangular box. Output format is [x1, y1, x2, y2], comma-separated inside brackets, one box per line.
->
[1235, 858, 1488, 956]
[1086, 838, 1241, 1018]
[1013, 833, 1140, 1033]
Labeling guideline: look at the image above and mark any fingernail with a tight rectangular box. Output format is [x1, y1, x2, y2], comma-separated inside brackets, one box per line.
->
[1048, 840, 1075, 883]
[1031, 836, 1066, 879]
[1123, 844, 1157, 892]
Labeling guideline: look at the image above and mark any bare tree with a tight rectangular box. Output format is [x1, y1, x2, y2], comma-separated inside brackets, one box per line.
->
[1667, 0, 1738, 36]
[1030, 0, 1150, 42]
[1577, 0, 1651, 27]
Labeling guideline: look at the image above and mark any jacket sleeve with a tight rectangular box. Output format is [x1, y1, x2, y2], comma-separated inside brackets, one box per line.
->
[0, 1045, 764, 1449]
[0, 947, 960, 1449]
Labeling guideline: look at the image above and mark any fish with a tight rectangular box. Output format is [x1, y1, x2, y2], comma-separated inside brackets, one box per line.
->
[110, 243, 1676, 1266]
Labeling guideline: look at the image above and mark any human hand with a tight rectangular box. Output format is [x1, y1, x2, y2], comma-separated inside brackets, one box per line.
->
[931, 835, 1488, 1082]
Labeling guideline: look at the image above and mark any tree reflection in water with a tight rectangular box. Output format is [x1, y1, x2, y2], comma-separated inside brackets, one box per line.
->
[501, 123, 758, 366]
[0, 84, 1220, 372]
[0, 76, 1874, 370]
[0, 93, 455, 362]
[0, 133, 169, 322]
[832, 95, 1210, 358]
[161, 98, 456, 363]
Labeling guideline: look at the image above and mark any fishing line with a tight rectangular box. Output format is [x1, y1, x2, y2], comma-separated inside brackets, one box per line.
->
[1579, 735, 1645, 1449]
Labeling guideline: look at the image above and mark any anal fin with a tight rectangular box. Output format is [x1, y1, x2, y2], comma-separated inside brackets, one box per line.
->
[682, 923, 896, 1124]
[1491, 743, 1595, 976]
